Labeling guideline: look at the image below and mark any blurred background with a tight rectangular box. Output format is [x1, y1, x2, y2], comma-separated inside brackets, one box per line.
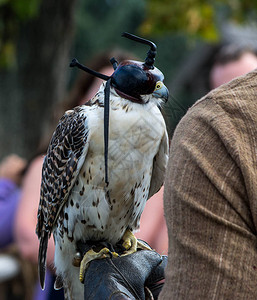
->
[1, 1, 257, 299]
[1, 0, 257, 160]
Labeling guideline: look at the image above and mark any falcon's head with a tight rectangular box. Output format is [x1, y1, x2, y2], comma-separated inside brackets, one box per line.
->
[70, 32, 169, 105]
[111, 60, 169, 104]
[110, 32, 168, 104]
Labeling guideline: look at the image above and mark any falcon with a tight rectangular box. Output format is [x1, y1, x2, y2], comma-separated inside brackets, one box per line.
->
[36, 32, 169, 300]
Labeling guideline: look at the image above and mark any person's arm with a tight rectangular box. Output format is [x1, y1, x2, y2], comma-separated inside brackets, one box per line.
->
[14, 156, 55, 266]
[136, 187, 168, 254]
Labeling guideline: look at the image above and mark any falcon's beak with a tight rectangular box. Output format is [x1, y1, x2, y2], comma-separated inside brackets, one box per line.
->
[152, 81, 169, 102]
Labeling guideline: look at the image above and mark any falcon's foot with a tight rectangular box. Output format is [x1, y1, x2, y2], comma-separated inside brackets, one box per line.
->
[79, 247, 119, 283]
[121, 229, 152, 256]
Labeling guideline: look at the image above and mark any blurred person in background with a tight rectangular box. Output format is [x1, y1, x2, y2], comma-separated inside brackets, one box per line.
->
[209, 44, 257, 89]
[0, 155, 38, 300]
[0, 155, 27, 248]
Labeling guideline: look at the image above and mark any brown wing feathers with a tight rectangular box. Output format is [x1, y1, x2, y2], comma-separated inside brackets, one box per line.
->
[36, 107, 88, 289]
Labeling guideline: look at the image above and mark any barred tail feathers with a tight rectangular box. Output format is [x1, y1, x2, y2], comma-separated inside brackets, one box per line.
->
[38, 233, 49, 290]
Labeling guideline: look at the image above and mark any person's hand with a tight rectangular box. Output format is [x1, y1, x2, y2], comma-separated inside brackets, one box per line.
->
[82, 246, 167, 300]
[0, 154, 27, 185]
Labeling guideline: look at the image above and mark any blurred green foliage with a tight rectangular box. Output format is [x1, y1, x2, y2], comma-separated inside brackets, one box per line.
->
[70, 0, 195, 89]
[0, 0, 41, 68]
[140, 0, 257, 40]
[72, 0, 146, 62]
[2, 0, 257, 70]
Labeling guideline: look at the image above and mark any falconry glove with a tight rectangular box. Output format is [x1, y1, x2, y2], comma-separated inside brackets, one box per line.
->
[82, 247, 167, 300]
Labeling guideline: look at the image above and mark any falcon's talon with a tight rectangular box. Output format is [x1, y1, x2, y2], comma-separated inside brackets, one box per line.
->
[122, 240, 132, 250]
[121, 229, 152, 256]
[79, 247, 112, 283]
[137, 240, 152, 251]
[111, 251, 119, 258]
[121, 229, 138, 255]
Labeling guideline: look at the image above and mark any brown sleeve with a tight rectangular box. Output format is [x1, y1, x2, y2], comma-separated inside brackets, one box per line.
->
[160, 70, 257, 299]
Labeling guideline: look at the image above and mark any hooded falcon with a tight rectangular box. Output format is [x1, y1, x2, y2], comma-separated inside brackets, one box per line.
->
[36, 33, 169, 300]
